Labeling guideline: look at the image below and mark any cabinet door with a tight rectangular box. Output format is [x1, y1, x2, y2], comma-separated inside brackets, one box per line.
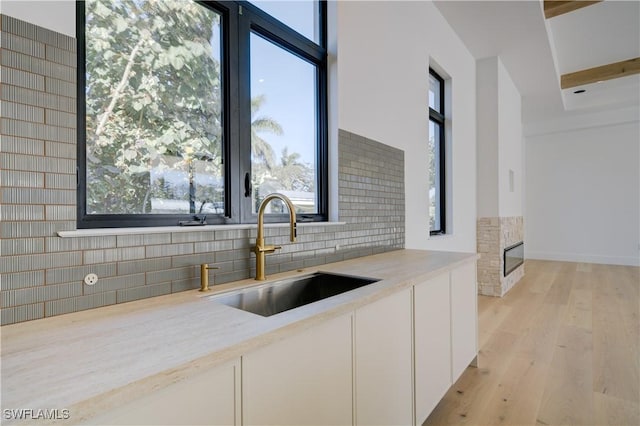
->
[355, 288, 413, 426]
[86, 358, 240, 425]
[450, 261, 478, 382]
[242, 313, 352, 425]
[414, 272, 452, 424]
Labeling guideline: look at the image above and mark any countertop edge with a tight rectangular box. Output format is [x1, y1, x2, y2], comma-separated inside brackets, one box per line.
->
[2, 250, 478, 425]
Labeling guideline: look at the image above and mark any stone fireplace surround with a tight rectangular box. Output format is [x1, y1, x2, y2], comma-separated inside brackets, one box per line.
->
[477, 216, 524, 297]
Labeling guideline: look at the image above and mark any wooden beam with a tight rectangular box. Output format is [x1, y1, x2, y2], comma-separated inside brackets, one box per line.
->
[543, 1, 602, 19]
[560, 57, 640, 89]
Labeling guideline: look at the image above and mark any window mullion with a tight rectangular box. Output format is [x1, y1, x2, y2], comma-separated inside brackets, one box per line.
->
[225, 1, 242, 222]
[238, 10, 255, 223]
[429, 107, 445, 124]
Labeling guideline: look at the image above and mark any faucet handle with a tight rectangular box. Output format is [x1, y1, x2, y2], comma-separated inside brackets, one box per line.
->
[253, 245, 281, 254]
[199, 263, 219, 292]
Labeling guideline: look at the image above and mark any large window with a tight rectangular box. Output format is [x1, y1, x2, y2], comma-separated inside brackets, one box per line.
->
[77, 0, 327, 228]
[428, 68, 445, 235]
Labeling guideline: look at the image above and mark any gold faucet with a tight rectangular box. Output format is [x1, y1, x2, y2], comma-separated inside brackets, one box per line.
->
[253, 193, 297, 280]
[200, 263, 219, 292]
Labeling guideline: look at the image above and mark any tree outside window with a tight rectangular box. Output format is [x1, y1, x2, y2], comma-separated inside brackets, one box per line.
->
[79, 0, 326, 227]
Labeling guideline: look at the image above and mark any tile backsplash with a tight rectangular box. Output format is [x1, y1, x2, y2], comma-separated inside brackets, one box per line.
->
[0, 15, 405, 325]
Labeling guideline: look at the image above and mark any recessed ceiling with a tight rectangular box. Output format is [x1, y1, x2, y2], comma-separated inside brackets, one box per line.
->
[544, 0, 640, 112]
[545, 1, 639, 73]
[562, 73, 640, 110]
[434, 0, 640, 126]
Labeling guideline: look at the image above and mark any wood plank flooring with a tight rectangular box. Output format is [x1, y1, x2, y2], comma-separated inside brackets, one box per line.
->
[423, 260, 640, 426]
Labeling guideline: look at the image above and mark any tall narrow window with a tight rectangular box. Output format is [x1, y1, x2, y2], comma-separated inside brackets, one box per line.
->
[238, 1, 327, 224]
[428, 69, 446, 235]
[250, 33, 318, 215]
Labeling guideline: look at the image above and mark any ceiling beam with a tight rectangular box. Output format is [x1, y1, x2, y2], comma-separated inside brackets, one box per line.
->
[560, 57, 640, 89]
[543, 1, 602, 19]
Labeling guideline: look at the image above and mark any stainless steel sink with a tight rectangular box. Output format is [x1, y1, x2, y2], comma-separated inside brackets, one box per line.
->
[210, 272, 380, 317]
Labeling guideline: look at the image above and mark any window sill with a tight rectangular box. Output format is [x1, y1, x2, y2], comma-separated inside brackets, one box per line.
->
[57, 222, 346, 238]
[429, 232, 450, 239]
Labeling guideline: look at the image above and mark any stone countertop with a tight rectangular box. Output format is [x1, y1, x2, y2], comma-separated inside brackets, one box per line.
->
[0, 249, 477, 424]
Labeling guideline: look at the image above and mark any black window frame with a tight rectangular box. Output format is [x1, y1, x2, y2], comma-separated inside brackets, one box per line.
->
[76, 0, 328, 229]
[429, 68, 446, 235]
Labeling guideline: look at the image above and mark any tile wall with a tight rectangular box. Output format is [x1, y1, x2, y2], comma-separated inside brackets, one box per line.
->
[476, 216, 524, 297]
[0, 15, 405, 325]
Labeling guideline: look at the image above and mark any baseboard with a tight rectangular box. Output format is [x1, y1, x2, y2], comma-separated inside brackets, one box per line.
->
[525, 251, 640, 267]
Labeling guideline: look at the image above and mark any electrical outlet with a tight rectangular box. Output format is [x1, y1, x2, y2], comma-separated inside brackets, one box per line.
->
[84, 273, 98, 286]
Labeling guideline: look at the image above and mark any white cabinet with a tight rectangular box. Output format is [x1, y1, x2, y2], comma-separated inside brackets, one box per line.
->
[414, 272, 452, 424]
[87, 358, 241, 425]
[82, 256, 477, 426]
[450, 261, 478, 382]
[242, 313, 353, 425]
[354, 288, 413, 426]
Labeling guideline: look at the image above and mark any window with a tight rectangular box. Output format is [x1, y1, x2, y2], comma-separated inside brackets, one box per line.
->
[428, 68, 445, 235]
[77, 0, 327, 228]
[249, 33, 318, 216]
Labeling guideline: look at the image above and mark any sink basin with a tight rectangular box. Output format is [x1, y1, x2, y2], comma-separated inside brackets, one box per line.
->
[210, 272, 380, 317]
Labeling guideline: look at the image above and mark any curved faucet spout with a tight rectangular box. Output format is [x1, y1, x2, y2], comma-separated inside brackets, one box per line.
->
[256, 193, 297, 243]
[254, 193, 297, 280]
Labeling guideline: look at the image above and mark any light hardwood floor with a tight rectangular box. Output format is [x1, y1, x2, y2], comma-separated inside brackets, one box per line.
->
[424, 259, 640, 426]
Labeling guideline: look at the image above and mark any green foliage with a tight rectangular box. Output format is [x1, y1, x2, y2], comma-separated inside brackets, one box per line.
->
[428, 127, 437, 230]
[85, 0, 315, 216]
[273, 147, 314, 192]
[86, 0, 222, 214]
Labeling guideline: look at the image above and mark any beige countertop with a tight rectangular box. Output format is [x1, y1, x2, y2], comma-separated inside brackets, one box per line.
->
[0, 249, 476, 424]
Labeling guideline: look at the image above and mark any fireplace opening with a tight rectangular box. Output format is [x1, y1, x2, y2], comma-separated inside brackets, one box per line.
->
[504, 241, 524, 277]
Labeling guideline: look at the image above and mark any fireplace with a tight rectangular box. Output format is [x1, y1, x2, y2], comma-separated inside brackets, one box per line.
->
[504, 241, 524, 276]
[477, 216, 524, 296]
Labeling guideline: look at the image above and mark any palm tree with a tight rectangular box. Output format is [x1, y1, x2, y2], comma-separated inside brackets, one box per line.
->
[250, 95, 282, 171]
[273, 147, 314, 192]
[250, 95, 284, 211]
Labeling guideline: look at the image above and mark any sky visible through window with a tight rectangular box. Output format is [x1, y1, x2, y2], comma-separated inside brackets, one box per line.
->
[249, 1, 319, 168]
[251, 36, 316, 167]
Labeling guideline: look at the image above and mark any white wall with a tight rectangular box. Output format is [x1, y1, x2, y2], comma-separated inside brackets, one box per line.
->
[497, 59, 523, 218]
[476, 57, 523, 219]
[525, 116, 640, 266]
[338, 1, 477, 253]
[476, 58, 499, 218]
